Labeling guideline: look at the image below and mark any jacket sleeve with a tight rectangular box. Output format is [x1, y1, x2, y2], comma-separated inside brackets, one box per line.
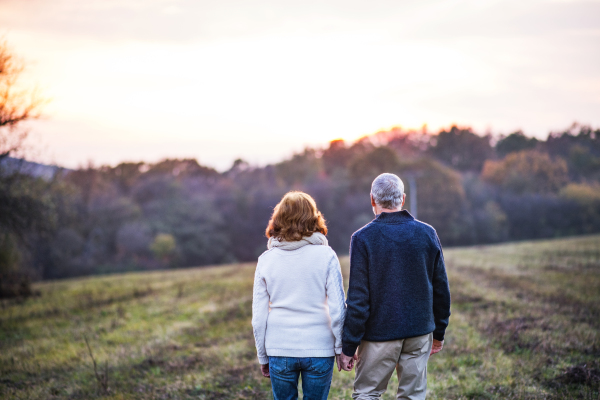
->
[432, 234, 451, 341]
[342, 234, 370, 356]
[251, 263, 270, 364]
[326, 251, 346, 355]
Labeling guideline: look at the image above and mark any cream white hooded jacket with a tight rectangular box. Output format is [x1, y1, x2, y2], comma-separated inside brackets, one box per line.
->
[251, 233, 346, 364]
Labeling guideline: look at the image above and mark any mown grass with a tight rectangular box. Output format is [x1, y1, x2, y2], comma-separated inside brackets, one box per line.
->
[1, 235, 599, 399]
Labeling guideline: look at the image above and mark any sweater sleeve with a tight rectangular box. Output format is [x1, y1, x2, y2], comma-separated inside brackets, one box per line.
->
[432, 235, 451, 341]
[251, 263, 270, 364]
[326, 252, 346, 355]
[342, 234, 370, 356]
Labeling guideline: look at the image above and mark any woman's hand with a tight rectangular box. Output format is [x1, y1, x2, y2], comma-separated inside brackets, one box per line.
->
[260, 364, 270, 378]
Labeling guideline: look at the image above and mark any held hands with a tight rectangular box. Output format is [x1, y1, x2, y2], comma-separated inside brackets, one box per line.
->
[262, 340, 441, 377]
[430, 339, 444, 356]
[262, 353, 358, 377]
[263, 350, 360, 376]
[337, 352, 358, 372]
[260, 364, 270, 378]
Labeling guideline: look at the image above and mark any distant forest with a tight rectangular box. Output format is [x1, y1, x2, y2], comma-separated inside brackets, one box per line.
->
[2, 124, 600, 283]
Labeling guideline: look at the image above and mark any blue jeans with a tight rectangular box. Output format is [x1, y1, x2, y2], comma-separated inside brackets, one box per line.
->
[268, 356, 335, 400]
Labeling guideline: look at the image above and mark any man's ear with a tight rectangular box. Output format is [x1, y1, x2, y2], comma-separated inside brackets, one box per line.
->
[402, 193, 406, 208]
[370, 193, 376, 207]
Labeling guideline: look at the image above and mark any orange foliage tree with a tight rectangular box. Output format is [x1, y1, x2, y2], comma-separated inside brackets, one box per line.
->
[482, 150, 568, 194]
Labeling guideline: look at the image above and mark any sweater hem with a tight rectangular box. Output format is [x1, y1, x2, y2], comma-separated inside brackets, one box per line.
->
[342, 329, 435, 356]
[362, 329, 434, 342]
[267, 348, 336, 358]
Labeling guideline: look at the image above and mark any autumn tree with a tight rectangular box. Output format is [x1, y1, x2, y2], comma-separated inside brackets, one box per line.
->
[322, 139, 351, 175]
[542, 124, 600, 181]
[495, 131, 538, 158]
[482, 150, 568, 194]
[275, 148, 321, 186]
[400, 158, 473, 245]
[349, 146, 401, 191]
[429, 126, 493, 171]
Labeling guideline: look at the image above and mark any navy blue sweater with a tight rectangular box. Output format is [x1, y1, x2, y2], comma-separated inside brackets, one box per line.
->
[341, 210, 451, 356]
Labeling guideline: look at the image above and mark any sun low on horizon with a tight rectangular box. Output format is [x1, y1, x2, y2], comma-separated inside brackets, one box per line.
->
[2, 0, 599, 171]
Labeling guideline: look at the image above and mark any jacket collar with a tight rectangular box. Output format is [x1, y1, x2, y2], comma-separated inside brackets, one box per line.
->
[374, 210, 415, 224]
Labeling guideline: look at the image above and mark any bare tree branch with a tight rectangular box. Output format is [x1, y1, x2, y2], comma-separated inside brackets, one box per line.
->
[0, 40, 45, 157]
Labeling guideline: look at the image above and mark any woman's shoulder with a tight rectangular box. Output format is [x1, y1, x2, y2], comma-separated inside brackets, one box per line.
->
[257, 248, 275, 262]
[304, 245, 340, 263]
[258, 248, 274, 257]
[320, 244, 339, 257]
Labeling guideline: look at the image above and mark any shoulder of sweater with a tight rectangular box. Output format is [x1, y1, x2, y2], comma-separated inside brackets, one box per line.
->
[411, 219, 441, 243]
[319, 244, 338, 254]
[257, 248, 275, 261]
[301, 244, 339, 259]
[323, 245, 340, 262]
[411, 218, 437, 234]
[351, 220, 378, 240]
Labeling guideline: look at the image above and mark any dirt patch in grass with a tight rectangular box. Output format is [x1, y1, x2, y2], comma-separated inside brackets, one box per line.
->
[184, 387, 230, 400]
[215, 365, 255, 389]
[544, 362, 600, 400]
[136, 353, 209, 373]
[542, 261, 600, 272]
[555, 363, 600, 387]
[484, 316, 545, 353]
[451, 292, 484, 305]
[0, 377, 27, 390]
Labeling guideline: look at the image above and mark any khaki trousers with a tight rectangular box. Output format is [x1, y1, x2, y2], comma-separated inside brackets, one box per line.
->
[352, 333, 433, 400]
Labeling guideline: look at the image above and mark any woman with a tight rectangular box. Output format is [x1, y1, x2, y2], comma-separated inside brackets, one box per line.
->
[252, 191, 346, 400]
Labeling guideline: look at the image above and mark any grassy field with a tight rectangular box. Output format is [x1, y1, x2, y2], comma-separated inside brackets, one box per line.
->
[1, 235, 599, 399]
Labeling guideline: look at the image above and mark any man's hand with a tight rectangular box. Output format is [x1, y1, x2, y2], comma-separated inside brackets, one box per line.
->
[260, 364, 270, 378]
[338, 352, 358, 371]
[430, 339, 444, 356]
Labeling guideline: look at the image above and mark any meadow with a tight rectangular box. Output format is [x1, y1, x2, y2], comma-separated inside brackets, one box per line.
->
[1, 235, 599, 399]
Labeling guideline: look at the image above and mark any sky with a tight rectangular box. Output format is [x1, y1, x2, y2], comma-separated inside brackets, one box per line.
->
[1, 0, 599, 170]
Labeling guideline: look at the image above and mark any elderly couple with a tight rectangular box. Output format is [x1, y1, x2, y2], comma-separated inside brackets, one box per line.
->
[252, 173, 451, 400]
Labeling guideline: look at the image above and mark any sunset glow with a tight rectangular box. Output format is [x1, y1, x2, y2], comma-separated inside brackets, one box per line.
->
[2, 0, 599, 169]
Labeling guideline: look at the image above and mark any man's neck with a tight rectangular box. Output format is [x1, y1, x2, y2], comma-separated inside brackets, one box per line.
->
[374, 207, 402, 215]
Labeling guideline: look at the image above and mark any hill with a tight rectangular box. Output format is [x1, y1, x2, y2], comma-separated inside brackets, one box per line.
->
[0, 157, 68, 180]
[1, 235, 599, 399]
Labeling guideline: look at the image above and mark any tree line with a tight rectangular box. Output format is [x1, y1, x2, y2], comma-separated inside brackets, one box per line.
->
[2, 124, 600, 285]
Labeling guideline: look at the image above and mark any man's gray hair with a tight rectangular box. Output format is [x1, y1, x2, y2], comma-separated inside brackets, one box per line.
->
[371, 173, 404, 210]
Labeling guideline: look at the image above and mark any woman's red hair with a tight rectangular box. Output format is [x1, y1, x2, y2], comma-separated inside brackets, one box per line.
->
[266, 191, 327, 241]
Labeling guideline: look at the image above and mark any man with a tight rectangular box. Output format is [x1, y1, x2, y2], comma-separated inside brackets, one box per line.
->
[339, 173, 451, 400]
